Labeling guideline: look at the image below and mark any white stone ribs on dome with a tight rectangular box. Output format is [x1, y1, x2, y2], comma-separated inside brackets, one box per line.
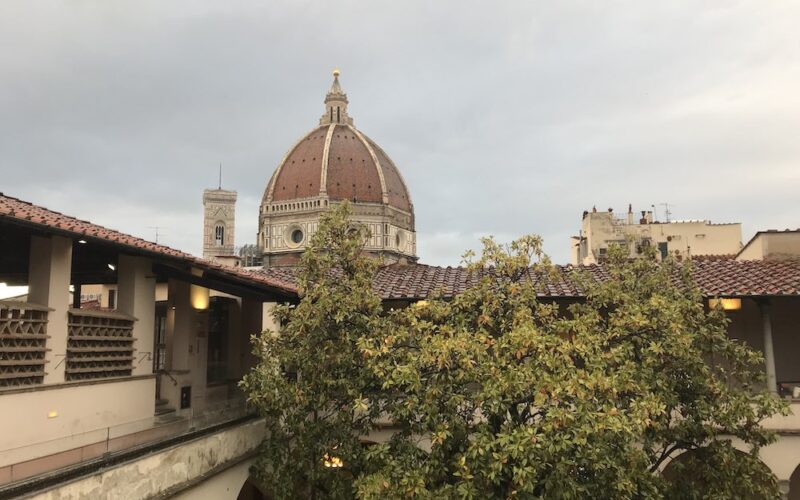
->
[263, 126, 325, 205]
[347, 124, 389, 204]
[362, 133, 414, 211]
[319, 124, 336, 196]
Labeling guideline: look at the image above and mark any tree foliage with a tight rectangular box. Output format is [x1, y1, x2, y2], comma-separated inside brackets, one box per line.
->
[242, 202, 384, 499]
[245, 207, 786, 499]
[358, 240, 786, 499]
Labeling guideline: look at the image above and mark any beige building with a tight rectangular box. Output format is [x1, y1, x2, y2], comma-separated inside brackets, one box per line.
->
[571, 205, 742, 265]
[737, 229, 800, 261]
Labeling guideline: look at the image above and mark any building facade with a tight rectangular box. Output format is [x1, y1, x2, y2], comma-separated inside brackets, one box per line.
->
[737, 229, 800, 261]
[257, 70, 416, 267]
[571, 205, 743, 265]
[203, 187, 238, 265]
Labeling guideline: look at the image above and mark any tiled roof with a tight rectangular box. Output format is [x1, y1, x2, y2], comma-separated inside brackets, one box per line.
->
[257, 259, 800, 300]
[0, 193, 296, 296]
[264, 124, 413, 212]
[690, 254, 736, 262]
[4, 192, 798, 301]
[690, 259, 800, 297]
[0, 193, 190, 258]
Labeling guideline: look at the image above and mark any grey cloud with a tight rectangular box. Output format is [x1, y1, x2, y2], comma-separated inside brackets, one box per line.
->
[1, 1, 798, 265]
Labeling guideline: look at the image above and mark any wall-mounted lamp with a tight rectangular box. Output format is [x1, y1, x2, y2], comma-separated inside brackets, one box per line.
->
[190, 285, 209, 310]
[107, 263, 116, 271]
[708, 298, 742, 311]
[78, 239, 87, 244]
[47, 411, 59, 419]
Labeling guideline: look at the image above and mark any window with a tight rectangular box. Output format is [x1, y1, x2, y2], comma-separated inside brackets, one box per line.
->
[658, 242, 669, 260]
[215, 225, 224, 246]
[291, 229, 303, 244]
[108, 289, 116, 309]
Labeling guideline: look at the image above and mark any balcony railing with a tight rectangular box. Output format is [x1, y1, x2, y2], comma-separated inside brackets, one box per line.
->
[66, 308, 136, 381]
[0, 396, 253, 490]
[0, 301, 51, 388]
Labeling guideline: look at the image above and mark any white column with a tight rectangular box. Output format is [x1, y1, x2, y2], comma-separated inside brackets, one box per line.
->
[760, 300, 778, 394]
[166, 279, 192, 371]
[262, 302, 278, 333]
[778, 480, 789, 500]
[117, 255, 156, 377]
[239, 298, 265, 375]
[27, 235, 72, 385]
[226, 299, 244, 381]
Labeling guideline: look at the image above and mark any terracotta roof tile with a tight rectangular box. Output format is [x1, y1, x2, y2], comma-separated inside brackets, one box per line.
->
[256, 259, 800, 300]
[5, 192, 797, 301]
[0, 193, 296, 296]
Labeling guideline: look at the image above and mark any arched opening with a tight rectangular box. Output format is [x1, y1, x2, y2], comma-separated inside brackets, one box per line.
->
[663, 446, 777, 499]
[237, 477, 269, 500]
[790, 462, 800, 500]
[215, 224, 225, 246]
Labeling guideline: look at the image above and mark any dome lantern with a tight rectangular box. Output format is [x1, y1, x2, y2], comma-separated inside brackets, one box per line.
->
[320, 69, 353, 126]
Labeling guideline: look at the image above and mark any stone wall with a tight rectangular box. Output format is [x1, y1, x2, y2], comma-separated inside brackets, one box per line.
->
[31, 418, 264, 500]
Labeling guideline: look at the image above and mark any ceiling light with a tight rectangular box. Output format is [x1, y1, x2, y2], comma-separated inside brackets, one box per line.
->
[78, 239, 87, 244]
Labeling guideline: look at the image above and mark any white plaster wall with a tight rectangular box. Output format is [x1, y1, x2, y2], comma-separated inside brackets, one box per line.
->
[0, 377, 155, 466]
[738, 232, 800, 261]
[580, 212, 742, 263]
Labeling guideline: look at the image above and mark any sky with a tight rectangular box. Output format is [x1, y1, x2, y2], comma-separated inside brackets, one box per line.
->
[1, 1, 799, 267]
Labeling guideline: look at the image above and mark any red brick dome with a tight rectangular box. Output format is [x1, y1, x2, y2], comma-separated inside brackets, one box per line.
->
[258, 71, 417, 267]
[262, 71, 413, 215]
[263, 124, 412, 213]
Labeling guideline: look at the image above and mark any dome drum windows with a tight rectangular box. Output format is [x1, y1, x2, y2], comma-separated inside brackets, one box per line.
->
[291, 229, 303, 244]
[284, 224, 306, 249]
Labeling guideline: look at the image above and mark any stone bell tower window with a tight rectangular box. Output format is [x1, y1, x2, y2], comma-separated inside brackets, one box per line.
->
[215, 225, 224, 246]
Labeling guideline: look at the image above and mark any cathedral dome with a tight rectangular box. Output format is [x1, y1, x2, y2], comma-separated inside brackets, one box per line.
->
[262, 70, 413, 214]
[258, 71, 416, 267]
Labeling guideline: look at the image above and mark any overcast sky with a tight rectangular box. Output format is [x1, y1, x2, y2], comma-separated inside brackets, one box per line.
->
[2, 1, 798, 266]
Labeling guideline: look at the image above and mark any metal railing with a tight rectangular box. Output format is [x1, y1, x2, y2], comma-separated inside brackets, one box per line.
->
[0, 396, 254, 488]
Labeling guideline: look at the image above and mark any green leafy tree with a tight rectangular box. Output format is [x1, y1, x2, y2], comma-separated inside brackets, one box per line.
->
[357, 239, 787, 499]
[241, 202, 385, 499]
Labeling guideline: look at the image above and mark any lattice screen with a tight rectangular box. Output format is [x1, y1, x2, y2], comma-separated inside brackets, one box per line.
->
[66, 310, 135, 381]
[0, 302, 49, 387]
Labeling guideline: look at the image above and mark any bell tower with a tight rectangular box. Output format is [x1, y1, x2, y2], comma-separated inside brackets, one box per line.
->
[203, 172, 237, 263]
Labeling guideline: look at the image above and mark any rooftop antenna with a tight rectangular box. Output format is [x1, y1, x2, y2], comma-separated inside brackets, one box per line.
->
[147, 226, 164, 244]
[218, 163, 222, 189]
[659, 203, 674, 223]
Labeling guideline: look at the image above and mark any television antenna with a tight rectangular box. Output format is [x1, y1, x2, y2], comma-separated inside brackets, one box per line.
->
[147, 226, 165, 244]
[659, 203, 674, 223]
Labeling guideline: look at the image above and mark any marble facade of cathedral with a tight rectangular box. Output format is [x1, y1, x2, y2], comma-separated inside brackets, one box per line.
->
[257, 70, 416, 267]
[202, 70, 417, 268]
